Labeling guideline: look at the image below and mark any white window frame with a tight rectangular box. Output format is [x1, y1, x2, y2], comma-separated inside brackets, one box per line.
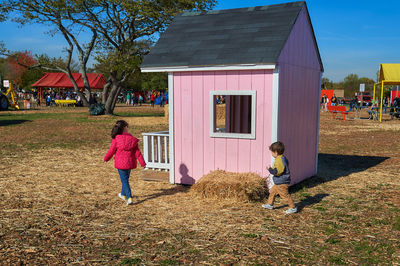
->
[209, 90, 256, 139]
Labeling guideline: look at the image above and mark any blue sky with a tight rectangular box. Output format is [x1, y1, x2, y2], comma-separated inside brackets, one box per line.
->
[1, 0, 400, 82]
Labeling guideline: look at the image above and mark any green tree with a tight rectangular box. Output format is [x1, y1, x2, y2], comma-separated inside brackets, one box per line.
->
[141, 72, 168, 91]
[35, 54, 80, 73]
[322, 74, 377, 98]
[343, 74, 359, 89]
[93, 56, 166, 92]
[321, 77, 334, 90]
[1, 0, 98, 106]
[1, 0, 216, 114]
[84, 0, 216, 114]
[341, 74, 359, 97]
[0, 41, 6, 55]
[20, 54, 80, 90]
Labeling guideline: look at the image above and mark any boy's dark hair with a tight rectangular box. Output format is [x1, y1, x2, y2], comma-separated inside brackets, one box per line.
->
[111, 120, 128, 139]
[269, 141, 285, 155]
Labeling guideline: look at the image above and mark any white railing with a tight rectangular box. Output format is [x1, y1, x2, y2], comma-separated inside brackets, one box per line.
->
[142, 131, 170, 171]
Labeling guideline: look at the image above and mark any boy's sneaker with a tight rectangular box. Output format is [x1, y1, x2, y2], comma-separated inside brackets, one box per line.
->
[285, 207, 297, 214]
[118, 193, 126, 201]
[127, 198, 133, 205]
[262, 204, 274, 210]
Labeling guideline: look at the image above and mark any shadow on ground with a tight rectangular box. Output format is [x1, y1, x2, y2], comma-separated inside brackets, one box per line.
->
[133, 185, 190, 205]
[296, 193, 329, 212]
[292, 153, 390, 192]
[114, 113, 164, 117]
[0, 119, 31, 127]
[273, 193, 329, 212]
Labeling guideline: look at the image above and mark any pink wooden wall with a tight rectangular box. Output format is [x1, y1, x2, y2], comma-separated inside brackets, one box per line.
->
[173, 70, 274, 184]
[277, 6, 322, 184]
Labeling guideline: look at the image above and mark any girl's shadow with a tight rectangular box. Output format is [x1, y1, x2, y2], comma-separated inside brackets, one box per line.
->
[133, 185, 189, 205]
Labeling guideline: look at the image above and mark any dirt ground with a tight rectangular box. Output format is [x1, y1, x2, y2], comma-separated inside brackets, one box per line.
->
[0, 106, 399, 265]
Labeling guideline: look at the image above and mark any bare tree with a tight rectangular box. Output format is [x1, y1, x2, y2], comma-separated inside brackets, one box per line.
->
[1, 0, 97, 106]
[1, 0, 216, 113]
[64, 0, 216, 114]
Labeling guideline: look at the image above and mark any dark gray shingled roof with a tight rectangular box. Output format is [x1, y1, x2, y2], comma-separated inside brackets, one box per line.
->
[142, 1, 321, 69]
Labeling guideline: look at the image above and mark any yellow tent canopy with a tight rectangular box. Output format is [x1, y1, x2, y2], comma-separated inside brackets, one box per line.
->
[374, 63, 400, 122]
[377, 64, 400, 85]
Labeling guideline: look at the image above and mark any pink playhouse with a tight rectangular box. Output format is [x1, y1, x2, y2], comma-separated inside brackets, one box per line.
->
[141, 1, 323, 185]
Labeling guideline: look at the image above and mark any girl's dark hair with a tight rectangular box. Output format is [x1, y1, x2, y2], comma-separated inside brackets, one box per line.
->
[111, 120, 128, 139]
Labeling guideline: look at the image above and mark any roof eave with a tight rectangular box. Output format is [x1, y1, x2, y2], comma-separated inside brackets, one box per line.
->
[141, 63, 276, 73]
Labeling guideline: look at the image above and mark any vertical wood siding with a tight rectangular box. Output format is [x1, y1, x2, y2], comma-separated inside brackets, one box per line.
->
[277, 6, 322, 184]
[173, 70, 274, 184]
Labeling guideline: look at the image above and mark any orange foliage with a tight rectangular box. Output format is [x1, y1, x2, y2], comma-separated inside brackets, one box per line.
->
[6, 51, 37, 86]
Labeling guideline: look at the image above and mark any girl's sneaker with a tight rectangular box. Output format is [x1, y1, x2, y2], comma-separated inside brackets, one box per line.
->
[262, 204, 274, 210]
[118, 193, 126, 201]
[285, 207, 297, 214]
[127, 198, 133, 205]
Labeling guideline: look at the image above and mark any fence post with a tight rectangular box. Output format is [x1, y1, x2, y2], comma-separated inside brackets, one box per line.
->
[143, 135, 149, 169]
[164, 136, 168, 165]
[157, 135, 162, 164]
[151, 135, 155, 164]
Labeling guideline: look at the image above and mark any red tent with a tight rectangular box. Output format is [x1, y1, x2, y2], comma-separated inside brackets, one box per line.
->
[32, 73, 107, 106]
[320, 89, 334, 103]
[32, 73, 107, 90]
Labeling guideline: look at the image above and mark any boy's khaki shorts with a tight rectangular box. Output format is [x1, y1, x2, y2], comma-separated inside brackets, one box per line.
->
[267, 184, 295, 209]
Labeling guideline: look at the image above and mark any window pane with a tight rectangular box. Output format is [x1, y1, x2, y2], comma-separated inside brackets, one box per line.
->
[214, 95, 252, 134]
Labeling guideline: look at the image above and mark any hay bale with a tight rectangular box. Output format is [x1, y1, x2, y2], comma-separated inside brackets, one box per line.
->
[191, 170, 267, 202]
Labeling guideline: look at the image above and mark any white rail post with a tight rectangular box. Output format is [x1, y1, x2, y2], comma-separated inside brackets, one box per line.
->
[151, 135, 155, 165]
[157, 135, 162, 167]
[164, 136, 168, 165]
[143, 135, 149, 168]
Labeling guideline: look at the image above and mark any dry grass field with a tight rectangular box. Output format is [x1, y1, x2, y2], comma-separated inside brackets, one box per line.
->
[0, 105, 399, 265]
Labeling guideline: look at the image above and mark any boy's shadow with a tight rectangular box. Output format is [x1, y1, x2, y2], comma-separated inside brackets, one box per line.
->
[296, 193, 329, 212]
[272, 193, 329, 212]
[291, 153, 389, 192]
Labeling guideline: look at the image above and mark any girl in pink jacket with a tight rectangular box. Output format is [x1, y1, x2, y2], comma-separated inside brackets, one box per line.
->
[104, 120, 146, 205]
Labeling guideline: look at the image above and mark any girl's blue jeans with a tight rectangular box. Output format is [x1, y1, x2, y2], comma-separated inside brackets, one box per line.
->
[118, 169, 132, 199]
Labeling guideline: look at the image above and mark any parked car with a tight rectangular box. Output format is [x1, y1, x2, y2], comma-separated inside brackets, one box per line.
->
[357, 94, 371, 106]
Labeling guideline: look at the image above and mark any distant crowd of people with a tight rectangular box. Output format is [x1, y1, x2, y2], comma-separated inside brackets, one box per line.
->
[9, 89, 170, 109]
[120, 91, 168, 107]
[321, 93, 398, 115]
[43, 90, 86, 107]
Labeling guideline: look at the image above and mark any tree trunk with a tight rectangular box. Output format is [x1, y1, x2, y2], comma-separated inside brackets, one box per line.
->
[103, 70, 134, 115]
[66, 70, 90, 107]
[102, 79, 112, 104]
[104, 81, 125, 114]
[76, 91, 89, 106]
[104, 72, 120, 115]
[79, 65, 93, 106]
[111, 83, 124, 111]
